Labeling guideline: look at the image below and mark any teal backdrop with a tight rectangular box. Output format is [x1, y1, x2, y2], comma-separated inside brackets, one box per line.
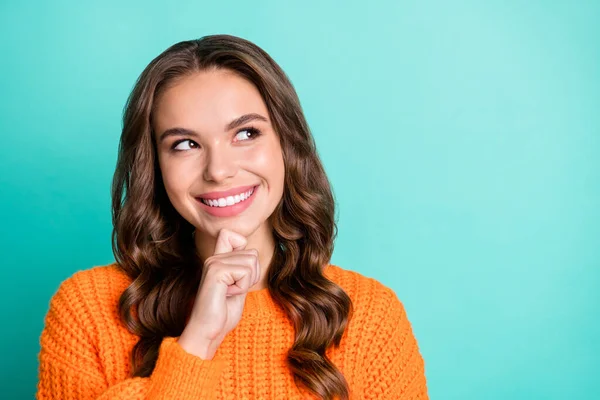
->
[1, 1, 598, 399]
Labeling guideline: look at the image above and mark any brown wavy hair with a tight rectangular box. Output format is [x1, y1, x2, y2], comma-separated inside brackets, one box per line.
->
[111, 34, 353, 400]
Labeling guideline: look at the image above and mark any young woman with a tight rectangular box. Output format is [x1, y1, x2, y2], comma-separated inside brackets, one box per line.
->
[36, 34, 429, 399]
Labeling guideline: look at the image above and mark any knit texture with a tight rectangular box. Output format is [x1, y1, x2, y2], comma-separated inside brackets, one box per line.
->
[36, 263, 428, 399]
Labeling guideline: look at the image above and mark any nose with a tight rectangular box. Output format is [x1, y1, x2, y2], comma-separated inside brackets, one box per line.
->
[202, 146, 237, 183]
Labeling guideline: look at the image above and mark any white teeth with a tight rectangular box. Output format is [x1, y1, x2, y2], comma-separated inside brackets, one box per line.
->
[201, 187, 255, 208]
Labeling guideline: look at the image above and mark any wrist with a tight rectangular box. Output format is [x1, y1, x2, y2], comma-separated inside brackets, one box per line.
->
[178, 329, 217, 360]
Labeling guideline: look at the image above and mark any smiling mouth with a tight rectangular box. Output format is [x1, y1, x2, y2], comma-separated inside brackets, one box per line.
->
[199, 186, 256, 208]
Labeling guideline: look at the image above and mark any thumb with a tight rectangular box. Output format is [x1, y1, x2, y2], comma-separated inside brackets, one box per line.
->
[213, 228, 247, 255]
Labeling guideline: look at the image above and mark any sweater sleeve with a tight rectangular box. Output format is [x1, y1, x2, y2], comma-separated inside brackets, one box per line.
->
[359, 286, 429, 399]
[36, 273, 225, 400]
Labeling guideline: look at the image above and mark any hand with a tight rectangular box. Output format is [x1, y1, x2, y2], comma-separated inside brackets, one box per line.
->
[178, 228, 261, 359]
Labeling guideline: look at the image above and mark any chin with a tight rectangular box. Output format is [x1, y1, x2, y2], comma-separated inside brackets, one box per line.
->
[195, 216, 264, 239]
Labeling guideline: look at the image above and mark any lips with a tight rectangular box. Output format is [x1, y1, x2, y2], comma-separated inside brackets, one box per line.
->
[199, 186, 255, 207]
[197, 184, 257, 200]
[195, 185, 259, 217]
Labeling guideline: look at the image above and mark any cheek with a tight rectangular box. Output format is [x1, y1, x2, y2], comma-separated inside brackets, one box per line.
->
[246, 142, 285, 186]
[159, 157, 195, 200]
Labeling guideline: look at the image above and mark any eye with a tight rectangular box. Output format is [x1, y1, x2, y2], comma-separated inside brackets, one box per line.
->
[171, 139, 199, 151]
[234, 127, 262, 142]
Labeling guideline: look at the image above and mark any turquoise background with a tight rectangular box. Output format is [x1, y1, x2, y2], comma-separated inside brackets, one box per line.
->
[1, 1, 598, 398]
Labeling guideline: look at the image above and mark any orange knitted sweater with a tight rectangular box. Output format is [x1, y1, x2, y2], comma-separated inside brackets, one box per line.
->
[36, 263, 428, 399]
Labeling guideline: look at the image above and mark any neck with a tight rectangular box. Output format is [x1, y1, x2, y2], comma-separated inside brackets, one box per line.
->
[193, 222, 276, 291]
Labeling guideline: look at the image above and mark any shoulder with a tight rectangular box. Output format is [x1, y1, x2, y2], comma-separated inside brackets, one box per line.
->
[324, 263, 413, 340]
[44, 262, 133, 336]
[324, 263, 405, 313]
[325, 265, 426, 383]
[51, 262, 132, 305]
[325, 265, 429, 394]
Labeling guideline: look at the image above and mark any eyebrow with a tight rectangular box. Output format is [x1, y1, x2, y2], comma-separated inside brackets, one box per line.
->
[157, 113, 269, 143]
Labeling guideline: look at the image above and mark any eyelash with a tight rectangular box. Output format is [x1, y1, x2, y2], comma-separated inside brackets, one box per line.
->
[169, 126, 262, 152]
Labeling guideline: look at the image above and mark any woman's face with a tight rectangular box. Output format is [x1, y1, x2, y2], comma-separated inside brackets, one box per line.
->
[152, 68, 285, 239]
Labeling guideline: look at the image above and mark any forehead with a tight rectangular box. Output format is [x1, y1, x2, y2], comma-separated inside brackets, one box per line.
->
[152, 69, 268, 130]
